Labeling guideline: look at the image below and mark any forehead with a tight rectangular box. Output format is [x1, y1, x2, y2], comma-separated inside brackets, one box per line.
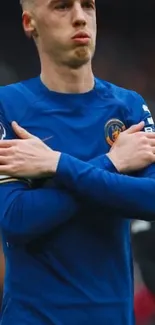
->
[33, 0, 95, 12]
[46, 0, 95, 5]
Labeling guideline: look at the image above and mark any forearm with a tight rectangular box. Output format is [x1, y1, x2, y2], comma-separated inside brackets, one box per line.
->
[55, 153, 155, 221]
[89, 154, 118, 172]
[0, 154, 116, 241]
[0, 181, 77, 241]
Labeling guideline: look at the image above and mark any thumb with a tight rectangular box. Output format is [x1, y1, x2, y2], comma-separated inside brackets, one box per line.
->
[11, 121, 35, 139]
[126, 121, 145, 134]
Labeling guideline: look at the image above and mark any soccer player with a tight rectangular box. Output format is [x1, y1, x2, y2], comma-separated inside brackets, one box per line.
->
[0, 0, 155, 324]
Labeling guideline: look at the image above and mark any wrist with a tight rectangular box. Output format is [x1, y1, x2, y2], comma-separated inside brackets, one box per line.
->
[106, 152, 125, 173]
[44, 150, 61, 176]
[102, 155, 119, 173]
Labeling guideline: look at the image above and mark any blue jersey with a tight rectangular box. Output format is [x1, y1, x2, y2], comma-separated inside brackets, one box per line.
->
[0, 77, 155, 325]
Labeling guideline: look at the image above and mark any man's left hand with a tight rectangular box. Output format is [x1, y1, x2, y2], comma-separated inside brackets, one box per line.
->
[0, 122, 61, 178]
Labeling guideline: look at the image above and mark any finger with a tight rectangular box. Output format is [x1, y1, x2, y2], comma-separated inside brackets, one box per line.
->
[0, 163, 20, 176]
[0, 140, 17, 148]
[0, 156, 11, 165]
[149, 139, 155, 146]
[12, 121, 35, 140]
[145, 132, 155, 139]
[0, 148, 13, 156]
[126, 121, 145, 134]
[0, 166, 13, 175]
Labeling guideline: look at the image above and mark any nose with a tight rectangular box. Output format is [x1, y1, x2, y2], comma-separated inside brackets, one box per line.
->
[71, 2, 86, 27]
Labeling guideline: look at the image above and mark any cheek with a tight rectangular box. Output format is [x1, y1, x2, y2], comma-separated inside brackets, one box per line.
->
[88, 16, 97, 37]
[37, 22, 57, 45]
[91, 24, 97, 43]
[93, 17, 97, 33]
[43, 19, 63, 39]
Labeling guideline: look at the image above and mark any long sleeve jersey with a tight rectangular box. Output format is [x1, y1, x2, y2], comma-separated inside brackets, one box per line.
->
[0, 76, 155, 325]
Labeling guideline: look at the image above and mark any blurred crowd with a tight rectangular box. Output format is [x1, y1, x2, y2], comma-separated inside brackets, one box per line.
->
[0, 1, 155, 324]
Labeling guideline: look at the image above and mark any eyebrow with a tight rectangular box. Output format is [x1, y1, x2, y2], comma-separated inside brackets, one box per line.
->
[47, 0, 69, 5]
[47, 0, 59, 7]
[47, 0, 95, 7]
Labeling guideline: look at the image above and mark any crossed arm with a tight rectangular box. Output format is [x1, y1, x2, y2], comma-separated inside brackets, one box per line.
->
[56, 153, 155, 220]
[1, 122, 155, 242]
[0, 154, 116, 241]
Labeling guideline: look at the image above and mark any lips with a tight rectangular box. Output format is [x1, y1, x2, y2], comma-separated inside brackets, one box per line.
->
[72, 32, 90, 39]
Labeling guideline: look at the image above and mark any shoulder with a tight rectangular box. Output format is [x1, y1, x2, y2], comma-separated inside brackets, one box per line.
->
[95, 78, 148, 125]
[0, 76, 41, 123]
[0, 77, 40, 105]
[96, 77, 144, 108]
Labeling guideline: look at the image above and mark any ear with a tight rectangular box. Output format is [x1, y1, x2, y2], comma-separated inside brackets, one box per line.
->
[22, 11, 38, 38]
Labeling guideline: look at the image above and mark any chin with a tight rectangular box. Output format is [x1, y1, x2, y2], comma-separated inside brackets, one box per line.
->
[76, 46, 91, 58]
[68, 48, 92, 68]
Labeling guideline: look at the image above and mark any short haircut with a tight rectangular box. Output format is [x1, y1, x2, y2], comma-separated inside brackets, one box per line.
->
[20, 0, 34, 9]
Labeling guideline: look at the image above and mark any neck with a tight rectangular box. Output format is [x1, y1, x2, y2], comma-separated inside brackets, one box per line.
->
[40, 55, 94, 94]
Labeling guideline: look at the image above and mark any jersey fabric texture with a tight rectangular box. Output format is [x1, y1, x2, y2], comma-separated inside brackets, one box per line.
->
[0, 77, 155, 325]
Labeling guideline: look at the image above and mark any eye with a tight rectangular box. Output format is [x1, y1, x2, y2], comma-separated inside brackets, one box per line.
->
[55, 4, 67, 9]
[54, 1, 70, 10]
[82, 0, 95, 9]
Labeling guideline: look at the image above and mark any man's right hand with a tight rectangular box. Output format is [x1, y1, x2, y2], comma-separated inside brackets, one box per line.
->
[107, 121, 155, 173]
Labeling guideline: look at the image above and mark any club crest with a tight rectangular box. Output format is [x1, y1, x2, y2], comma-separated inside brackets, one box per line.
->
[105, 119, 126, 146]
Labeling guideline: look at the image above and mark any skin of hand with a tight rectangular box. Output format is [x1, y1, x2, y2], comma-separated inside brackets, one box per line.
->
[0, 121, 61, 178]
[0, 121, 154, 178]
[107, 121, 155, 173]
